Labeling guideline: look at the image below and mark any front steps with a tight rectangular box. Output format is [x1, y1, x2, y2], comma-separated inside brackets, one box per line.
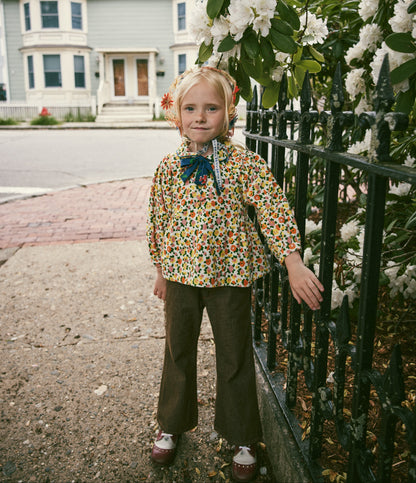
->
[95, 103, 153, 123]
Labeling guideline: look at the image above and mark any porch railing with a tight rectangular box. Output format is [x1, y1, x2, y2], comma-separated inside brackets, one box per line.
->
[246, 56, 416, 482]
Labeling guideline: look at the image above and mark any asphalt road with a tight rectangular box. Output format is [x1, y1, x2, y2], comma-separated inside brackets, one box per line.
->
[0, 129, 180, 202]
[0, 128, 246, 203]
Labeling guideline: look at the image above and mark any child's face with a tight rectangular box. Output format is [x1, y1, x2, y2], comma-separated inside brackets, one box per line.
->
[180, 79, 225, 151]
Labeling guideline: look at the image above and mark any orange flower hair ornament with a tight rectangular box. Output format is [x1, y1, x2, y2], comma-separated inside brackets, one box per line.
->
[160, 66, 239, 134]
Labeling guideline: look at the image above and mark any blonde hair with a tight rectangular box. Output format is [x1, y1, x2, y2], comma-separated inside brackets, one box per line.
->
[162, 67, 238, 143]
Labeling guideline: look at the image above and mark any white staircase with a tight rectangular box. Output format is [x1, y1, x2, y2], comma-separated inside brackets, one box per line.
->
[95, 103, 153, 124]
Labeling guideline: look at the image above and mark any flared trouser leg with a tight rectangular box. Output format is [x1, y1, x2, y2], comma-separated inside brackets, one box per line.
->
[157, 281, 262, 444]
[157, 281, 204, 435]
[203, 286, 262, 445]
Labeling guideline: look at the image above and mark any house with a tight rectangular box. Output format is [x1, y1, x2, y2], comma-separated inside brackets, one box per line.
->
[0, 0, 199, 121]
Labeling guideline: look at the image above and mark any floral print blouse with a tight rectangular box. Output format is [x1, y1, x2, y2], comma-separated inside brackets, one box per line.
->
[147, 141, 301, 288]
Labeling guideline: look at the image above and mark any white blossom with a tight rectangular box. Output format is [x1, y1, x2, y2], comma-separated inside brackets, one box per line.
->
[345, 68, 366, 100]
[389, 0, 415, 33]
[253, 13, 272, 37]
[385, 261, 400, 281]
[355, 97, 371, 115]
[370, 42, 416, 92]
[331, 280, 345, 310]
[404, 154, 416, 167]
[404, 278, 416, 298]
[305, 219, 322, 235]
[271, 65, 285, 82]
[228, 0, 255, 41]
[358, 24, 383, 52]
[299, 12, 328, 45]
[345, 44, 366, 65]
[252, 0, 275, 36]
[389, 182, 412, 196]
[189, 0, 212, 45]
[211, 16, 230, 45]
[303, 247, 313, 265]
[340, 219, 360, 242]
[345, 24, 382, 65]
[358, 0, 379, 21]
[348, 129, 372, 154]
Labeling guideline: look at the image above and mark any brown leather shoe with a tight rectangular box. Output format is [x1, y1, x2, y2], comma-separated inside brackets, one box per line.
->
[232, 444, 257, 482]
[151, 430, 178, 465]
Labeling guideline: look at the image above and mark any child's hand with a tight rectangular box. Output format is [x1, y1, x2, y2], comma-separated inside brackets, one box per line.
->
[153, 266, 167, 301]
[285, 251, 324, 311]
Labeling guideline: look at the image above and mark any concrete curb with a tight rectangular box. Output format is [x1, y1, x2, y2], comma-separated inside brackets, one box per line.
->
[0, 120, 246, 130]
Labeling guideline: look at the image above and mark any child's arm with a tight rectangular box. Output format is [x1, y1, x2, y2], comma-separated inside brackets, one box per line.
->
[285, 251, 324, 311]
[153, 265, 167, 301]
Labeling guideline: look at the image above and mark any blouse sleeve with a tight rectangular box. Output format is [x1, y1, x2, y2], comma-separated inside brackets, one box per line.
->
[241, 150, 301, 264]
[146, 156, 173, 266]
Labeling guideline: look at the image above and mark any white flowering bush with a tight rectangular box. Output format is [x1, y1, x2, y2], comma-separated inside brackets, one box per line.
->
[190, 0, 329, 106]
[303, 155, 416, 315]
[190, 0, 416, 320]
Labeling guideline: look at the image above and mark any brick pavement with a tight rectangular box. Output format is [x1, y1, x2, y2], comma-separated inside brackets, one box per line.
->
[0, 178, 152, 249]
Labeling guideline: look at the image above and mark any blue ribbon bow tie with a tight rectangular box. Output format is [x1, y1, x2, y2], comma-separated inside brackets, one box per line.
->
[180, 154, 222, 195]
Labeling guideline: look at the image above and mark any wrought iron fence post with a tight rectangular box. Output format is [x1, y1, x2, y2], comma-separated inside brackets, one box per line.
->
[347, 56, 393, 481]
[286, 73, 315, 409]
[309, 64, 346, 458]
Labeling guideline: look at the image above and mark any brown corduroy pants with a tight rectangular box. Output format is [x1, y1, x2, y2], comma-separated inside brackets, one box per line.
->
[157, 280, 262, 445]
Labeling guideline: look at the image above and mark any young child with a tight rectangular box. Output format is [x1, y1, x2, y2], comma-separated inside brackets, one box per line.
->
[147, 66, 323, 482]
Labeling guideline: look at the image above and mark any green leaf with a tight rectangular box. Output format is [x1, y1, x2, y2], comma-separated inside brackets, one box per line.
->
[287, 75, 298, 98]
[276, 0, 300, 30]
[236, 64, 252, 101]
[390, 58, 416, 84]
[217, 35, 236, 53]
[405, 210, 416, 229]
[308, 45, 325, 63]
[295, 59, 322, 73]
[386, 33, 416, 53]
[408, 0, 416, 13]
[262, 82, 280, 108]
[207, 0, 225, 19]
[197, 41, 213, 63]
[241, 59, 259, 78]
[260, 37, 276, 65]
[270, 18, 293, 36]
[293, 46, 303, 64]
[294, 65, 306, 88]
[270, 28, 297, 54]
[394, 89, 415, 115]
[242, 30, 260, 59]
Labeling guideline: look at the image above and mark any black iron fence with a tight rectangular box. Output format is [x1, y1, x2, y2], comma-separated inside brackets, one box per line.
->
[246, 56, 416, 482]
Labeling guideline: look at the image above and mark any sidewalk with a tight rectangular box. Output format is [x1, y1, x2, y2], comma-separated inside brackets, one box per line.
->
[0, 179, 274, 482]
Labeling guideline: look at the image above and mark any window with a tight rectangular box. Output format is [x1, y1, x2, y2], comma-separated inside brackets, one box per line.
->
[71, 2, 82, 30]
[74, 55, 85, 88]
[177, 2, 186, 31]
[43, 54, 61, 87]
[27, 56, 34, 89]
[24, 3, 31, 31]
[41, 1, 59, 28]
[178, 54, 186, 75]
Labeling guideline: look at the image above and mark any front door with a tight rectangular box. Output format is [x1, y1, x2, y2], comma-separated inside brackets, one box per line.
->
[137, 59, 148, 96]
[113, 59, 125, 97]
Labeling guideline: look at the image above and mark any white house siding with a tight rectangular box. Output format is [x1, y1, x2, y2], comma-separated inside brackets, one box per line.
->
[3, 0, 25, 100]
[87, 0, 175, 112]
[0, 0, 198, 116]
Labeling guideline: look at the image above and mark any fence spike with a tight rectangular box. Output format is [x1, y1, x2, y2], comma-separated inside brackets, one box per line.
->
[252, 85, 258, 110]
[300, 71, 311, 112]
[384, 344, 405, 405]
[278, 73, 288, 111]
[336, 295, 352, 347]
[374, 54, 394, 113]
[330, 62, 344, 113]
